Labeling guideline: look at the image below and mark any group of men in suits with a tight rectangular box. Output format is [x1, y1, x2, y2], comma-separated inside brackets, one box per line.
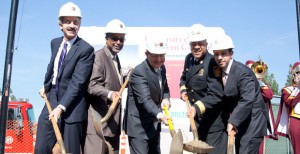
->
[34, 2, 170, 154]
[184, 25, 269, 154]
[34, 2, 269, 154]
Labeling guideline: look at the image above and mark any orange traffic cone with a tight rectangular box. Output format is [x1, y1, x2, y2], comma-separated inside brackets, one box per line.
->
[32, 123, 37, 153]
[119, 130, 129, 154]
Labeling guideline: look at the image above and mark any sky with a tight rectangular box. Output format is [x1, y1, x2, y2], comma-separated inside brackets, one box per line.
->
[0, 0, 299, 119]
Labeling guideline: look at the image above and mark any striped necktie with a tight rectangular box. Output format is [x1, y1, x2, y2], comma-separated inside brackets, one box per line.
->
[112, 55, 122, 83]
[156, 68, 162, 89]
[55, 42, 68, 93]
[222, 71, 227, 86]
[58, 42, 68, 73]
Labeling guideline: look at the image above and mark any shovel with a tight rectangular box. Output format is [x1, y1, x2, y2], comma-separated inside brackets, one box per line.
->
[183, 96, 214, 154]
[42, 94, 67, 154]
[227, 130, 235, 154]
[101, 69, 132, 123]
[163, 106, 183, 154]
[92, 109, 114, 154]
[92, 69, 132, 154]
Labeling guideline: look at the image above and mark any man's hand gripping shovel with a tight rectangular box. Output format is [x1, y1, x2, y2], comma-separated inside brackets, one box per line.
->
[93, 69, 133, 154]
[227, 130, 235, 154]
[183, 96, 214, 154]
[41, 93, 67, 154]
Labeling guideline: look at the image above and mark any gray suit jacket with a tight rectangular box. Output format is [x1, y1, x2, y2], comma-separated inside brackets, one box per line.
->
[124, 59, 170, 140]
[222, 60, 268, 138]
[87, 46, 122, 137]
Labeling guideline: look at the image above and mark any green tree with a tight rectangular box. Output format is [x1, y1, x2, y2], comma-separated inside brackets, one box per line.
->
[263, 72, 280, 95]
[285, 64, 293, 87]
[256, 57, 280, 95]
[0, 88, 17, 101]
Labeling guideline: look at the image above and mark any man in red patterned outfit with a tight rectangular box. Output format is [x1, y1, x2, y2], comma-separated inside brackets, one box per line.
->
[275, 62, 300, 154]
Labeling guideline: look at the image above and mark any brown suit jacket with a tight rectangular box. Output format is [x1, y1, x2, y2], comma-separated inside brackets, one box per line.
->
[87, 45, 122, 137]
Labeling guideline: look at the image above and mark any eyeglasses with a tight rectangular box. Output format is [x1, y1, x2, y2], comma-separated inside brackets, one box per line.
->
[108, 36, 125, 43]
[189, 42, 207, 47]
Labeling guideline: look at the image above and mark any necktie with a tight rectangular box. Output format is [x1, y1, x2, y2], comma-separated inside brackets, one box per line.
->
[222, 71, 227, 86]
[58, 42, 68, 73]
[156, 68, 162, 89]
[55, 42, 68, 93]
[112, 56, 122, 83]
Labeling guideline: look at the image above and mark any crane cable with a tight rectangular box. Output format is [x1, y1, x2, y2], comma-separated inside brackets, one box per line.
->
[14, 0, 26, 53]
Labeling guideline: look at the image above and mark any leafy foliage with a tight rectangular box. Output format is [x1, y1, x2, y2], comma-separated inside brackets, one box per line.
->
[263, 72, 280, 95]
[285, 64, 293, 87]
[0, 88, 17, 101]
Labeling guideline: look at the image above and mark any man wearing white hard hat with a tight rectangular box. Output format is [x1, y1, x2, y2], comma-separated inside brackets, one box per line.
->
[123, 36, 171, 154]
[212, 34, 268, 154]
[35, 2, 95, 154]
[85, 19, 127, 154]
[180, 24, 227, 154]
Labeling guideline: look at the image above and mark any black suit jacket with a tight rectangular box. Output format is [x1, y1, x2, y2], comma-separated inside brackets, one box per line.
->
[124, 60, 170, 140]
[43, 36, 95, 123]
[222, 60, 268, 137]
[180, 52, 224, 135]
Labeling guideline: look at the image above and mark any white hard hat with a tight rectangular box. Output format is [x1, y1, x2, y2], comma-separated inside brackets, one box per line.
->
[105, 19, 126, 34]
[145, 35, 167, 54]
[211, 34, 234, 50]
[58, 2, 82, 18]
[292, 62, 300, 74]
[187, 24, 207, 42]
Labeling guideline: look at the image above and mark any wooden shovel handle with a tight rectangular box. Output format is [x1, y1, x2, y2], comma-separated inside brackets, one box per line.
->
[42, 94, 67, 153]
[101, 69, 132, 123]
[228, 130, 235, 154]
[183, 96, 199, 141]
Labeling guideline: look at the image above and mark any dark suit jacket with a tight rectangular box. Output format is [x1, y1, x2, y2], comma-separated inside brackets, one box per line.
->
[222, 60, 268, 138]
[180, 52, 224, 137]
[87, 46, 122, 137]
[124, 60, 170, 140]
[43, 36, 95, 123]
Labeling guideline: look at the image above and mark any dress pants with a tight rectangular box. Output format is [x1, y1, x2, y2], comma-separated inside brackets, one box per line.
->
[34, 86, 86, 154]
[128, 135, 160, 154]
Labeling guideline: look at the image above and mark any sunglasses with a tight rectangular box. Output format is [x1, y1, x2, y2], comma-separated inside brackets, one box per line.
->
[189, 42, 207, 47]
[108, 36, 125, 43]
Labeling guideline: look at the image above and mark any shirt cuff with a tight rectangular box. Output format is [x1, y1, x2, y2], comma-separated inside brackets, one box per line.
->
[108, 91, 113, 99]
[58, 104, 66, 112]
[195, 100, 206, 115]
[258, 80, 266, 87]
[180, 85, 187, 93]
[163, 98, 170, 102]
[156, 112, 163, 120]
